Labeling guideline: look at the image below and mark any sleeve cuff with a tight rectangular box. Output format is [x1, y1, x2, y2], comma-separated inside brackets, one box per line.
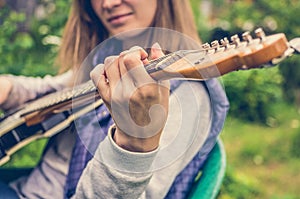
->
[96, 125, 159, 173]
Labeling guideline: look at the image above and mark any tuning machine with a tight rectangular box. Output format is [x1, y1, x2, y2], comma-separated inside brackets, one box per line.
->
[230, 34, 241, 46]
[220, 37, 234, 50]
[201, 42, 210, 50]
[201, 42, 215, 54]
[242, 31, 253, 44]
[209, 40, 223, 53]
[255, 28, 266, 41]
[211, 40, 219, 48]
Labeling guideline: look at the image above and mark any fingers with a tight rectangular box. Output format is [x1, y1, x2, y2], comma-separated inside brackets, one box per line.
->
[121, 46, 154, 86]
[102, 44, 164, 87]
[148, 43, 169, 88]
[103, 55, 120, 89]
[91, 45, 170, 152]
[90, 64, 111, 102]
[91, 44, 167, 102]
[104, 47, 149, 88]
[121, 46, 148, 72]
[150, 42, 164, 60]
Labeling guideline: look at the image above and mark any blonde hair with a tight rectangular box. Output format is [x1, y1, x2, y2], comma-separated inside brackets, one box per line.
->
[57, 0, 200, 73]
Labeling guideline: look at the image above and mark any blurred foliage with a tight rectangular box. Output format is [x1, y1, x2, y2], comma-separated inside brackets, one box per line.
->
[0, 0, 71, 76]
[280, 55, 300, 103]
[191, 0, 300, 123]
[221, 67, 283, 123]
[290, 128, 300, 158]
[220, 103, 300, 198]
[2, 139, 47, 168]
[221, 0, 300, 106]
[0, 7, 28, 74]
[219, 166, 262, 199]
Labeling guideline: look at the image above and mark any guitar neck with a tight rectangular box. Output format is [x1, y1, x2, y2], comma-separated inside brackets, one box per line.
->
[1, 28, 299, 167]
[17, 29, 298, 117]
[17, 51, 199, 117]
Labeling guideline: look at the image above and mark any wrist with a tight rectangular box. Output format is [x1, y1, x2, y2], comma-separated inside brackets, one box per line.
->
[112, 126, 161, 153]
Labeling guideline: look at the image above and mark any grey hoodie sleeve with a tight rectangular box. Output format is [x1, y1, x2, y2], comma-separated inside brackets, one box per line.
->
[0, 70, 73, 111]
[74, 127, 158, 199]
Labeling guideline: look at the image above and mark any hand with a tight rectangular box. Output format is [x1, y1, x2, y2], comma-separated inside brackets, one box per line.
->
[0, 77, 12, 105]
[91, 43, 170, 152]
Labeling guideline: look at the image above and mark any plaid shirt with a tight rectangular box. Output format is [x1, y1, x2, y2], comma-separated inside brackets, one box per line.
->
[64, 78, 229, 199]
[64, 39, 229, 198]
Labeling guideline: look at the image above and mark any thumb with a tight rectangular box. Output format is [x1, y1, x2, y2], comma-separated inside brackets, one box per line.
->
[150, 42, 164, 60]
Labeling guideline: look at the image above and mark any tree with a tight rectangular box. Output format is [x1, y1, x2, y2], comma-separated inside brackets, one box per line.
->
[0, 0, 70, 76]
[212, 0, 300, 106]
[4, 0, 37, 32]
[191, 0, 300, 122]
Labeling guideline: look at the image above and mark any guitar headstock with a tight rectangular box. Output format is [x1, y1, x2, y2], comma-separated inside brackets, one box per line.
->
[147, 28, 295, 80]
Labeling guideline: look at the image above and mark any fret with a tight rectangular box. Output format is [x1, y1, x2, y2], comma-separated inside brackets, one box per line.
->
[12, 51, 199, 117]
[19, 80, 97, 116]
[145, 53, 173, 73]
[145, 51, 186, 74]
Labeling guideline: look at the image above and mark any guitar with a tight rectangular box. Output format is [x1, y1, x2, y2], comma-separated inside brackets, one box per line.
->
[0, 28, 299, 166]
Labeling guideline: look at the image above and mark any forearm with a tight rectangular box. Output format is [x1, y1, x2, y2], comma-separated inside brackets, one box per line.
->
[74, 127, 158, 199]
[76, 45, 167, 199]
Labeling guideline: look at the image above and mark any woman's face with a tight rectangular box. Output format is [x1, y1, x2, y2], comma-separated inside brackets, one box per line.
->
[91, 0, 157, 36]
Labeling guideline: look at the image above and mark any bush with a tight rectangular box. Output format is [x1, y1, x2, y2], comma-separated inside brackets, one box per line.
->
[221, 67, 283, 123]
[279, 56, 300, 104]
[0, 7, 28, 74]
[290, 128, 300, 158]
[0, 1, 70, 77]
[219, 166, 262, 199]
[211, 0, 300, 106]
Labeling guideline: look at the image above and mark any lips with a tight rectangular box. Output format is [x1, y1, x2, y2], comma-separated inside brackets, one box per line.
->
[107, 12, 133, 23]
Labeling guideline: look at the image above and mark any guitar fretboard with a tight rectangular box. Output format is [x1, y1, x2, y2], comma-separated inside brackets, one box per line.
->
[17, 51, 190, 116]
[20, 80, 97, 116]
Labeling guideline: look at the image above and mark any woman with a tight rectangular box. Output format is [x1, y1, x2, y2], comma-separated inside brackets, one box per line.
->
[0, 0, 229, 198]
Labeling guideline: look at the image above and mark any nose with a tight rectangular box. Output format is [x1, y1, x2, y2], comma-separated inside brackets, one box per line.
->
[102, 0, 122, 10]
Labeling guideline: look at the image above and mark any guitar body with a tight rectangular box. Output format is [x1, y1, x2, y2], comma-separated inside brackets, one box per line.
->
[0, 99, 103, 166]
[0, 28, 299, 166]
[0, 113, 62, 165]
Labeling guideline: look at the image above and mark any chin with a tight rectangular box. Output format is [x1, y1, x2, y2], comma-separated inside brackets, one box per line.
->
[113, 27, 149, 40]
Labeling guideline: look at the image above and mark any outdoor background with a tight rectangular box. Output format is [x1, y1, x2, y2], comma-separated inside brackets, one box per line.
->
[1, 0, 300, 198]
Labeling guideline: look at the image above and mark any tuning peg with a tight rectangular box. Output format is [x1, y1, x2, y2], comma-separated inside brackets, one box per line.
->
[211, 40, 225, 52]
[255, 28, 266, 41]
[201, 42, 215, 54]
[211, 40, 219, 51]
[211, 40, 219, 48]
[221, 37, 236, 50]
[231, 34, 241, 46]
[220, 37, 231, 48]
[201, 42, 211, 50]
[242, 31, 253, 43]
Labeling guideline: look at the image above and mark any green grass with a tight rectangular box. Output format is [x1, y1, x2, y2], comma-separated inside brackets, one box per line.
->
[2, 138, 48, 168]
[219, 103, 300, 199]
